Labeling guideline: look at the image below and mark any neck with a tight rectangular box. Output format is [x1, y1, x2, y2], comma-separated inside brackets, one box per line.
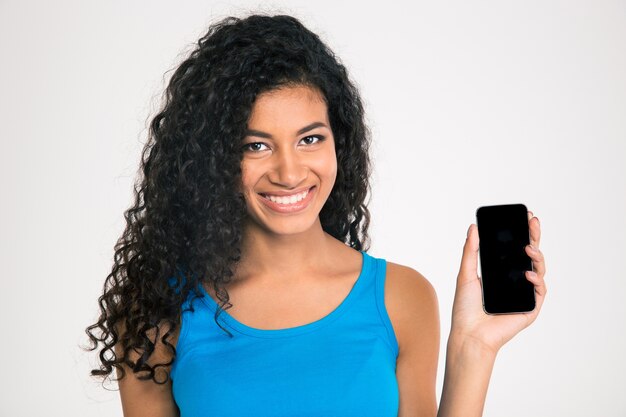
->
[235, 216, 335, 282]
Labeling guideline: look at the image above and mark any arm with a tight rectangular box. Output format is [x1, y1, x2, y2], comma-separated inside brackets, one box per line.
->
[437, 336, 496, 416]
[438, 213, 547, 416]
[392, 213, 546, 416]
[386, 263, 439, 417]
[115, 323, 180, 417]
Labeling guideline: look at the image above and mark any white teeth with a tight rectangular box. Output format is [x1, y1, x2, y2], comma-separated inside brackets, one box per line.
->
[264, 189, 309, 204]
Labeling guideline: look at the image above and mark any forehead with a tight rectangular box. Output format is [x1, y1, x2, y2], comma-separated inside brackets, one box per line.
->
[247, 85, 329, 129]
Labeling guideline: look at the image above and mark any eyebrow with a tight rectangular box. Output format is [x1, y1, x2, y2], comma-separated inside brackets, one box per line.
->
[245, 121, 329, 139]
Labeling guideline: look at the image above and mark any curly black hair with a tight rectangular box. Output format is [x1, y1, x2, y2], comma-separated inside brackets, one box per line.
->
[85, 13, 372, 385]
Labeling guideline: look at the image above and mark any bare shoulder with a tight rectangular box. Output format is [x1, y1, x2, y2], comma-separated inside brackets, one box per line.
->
[385, 262, 438, 317]
[384, 262, 439, 352]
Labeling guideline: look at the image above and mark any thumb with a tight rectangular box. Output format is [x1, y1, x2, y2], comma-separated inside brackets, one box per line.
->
[457, 224, 479, 287]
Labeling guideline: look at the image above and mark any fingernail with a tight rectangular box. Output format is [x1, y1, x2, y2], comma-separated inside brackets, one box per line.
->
[527, 271, 537, 279]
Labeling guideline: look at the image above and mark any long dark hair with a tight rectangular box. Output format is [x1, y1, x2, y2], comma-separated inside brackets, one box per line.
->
[85, 13, 372, 385]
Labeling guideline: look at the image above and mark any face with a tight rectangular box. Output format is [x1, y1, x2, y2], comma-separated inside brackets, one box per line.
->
[239, 84, 337, 236]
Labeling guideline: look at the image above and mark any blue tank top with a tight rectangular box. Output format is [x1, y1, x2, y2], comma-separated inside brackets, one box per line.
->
[170, 251, 399, 417]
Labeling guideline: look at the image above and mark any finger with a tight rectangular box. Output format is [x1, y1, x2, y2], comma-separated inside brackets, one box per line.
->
[525, 270, 547, 312]
[527, 210, 534, 221]
[457, 224, 479, 287]
[525, 245, 546, 277]
[529, 215, 541, 249]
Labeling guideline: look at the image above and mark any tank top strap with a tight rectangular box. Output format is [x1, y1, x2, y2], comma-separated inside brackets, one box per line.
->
[340, 252, 399, 357]
[372, 254, 399, 356]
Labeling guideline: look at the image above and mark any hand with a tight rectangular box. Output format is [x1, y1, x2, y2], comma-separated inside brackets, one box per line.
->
[449, 210, 547, 354]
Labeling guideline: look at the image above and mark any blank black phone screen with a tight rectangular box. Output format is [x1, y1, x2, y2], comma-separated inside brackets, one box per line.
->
[476, 204, 535, 314]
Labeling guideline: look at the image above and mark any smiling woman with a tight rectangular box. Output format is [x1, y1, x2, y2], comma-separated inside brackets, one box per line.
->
[85, 12, 546, 417]
[240, 86, 337, 233]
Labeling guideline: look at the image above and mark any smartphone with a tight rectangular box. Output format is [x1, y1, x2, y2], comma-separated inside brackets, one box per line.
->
[476, 204, 535, 314]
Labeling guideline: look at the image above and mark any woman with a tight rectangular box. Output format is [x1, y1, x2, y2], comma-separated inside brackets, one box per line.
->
[86, 14, 546, 417]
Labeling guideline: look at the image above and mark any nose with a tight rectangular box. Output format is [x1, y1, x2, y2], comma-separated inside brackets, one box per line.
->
[268, 148, 307, 188]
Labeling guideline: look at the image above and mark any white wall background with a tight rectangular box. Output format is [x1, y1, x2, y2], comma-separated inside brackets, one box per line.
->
[1, 0, 625, 416]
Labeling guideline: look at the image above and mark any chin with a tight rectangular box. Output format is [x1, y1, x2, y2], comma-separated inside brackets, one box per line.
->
[262, 217, 320, 236]
[244, 208, 322, 236]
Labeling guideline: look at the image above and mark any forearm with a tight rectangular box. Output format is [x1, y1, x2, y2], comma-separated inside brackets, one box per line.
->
[437, 335, 497, 417]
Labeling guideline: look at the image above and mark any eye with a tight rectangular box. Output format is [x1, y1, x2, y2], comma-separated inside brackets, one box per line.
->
[299, 135, 324, 146]
[242, 142, 269, 152]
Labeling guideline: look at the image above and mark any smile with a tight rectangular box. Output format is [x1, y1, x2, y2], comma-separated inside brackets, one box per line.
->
[258, 186, 316, 213]
[261, 188, 310, 204]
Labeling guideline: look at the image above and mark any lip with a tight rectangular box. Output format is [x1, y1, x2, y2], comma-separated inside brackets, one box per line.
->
[257, 186, 316, 214]
[258, 186, 314, 197]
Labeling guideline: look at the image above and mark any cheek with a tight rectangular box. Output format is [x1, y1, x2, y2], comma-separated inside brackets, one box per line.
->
[314, 147, 338, 185]
[239, 161, 257, 195]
